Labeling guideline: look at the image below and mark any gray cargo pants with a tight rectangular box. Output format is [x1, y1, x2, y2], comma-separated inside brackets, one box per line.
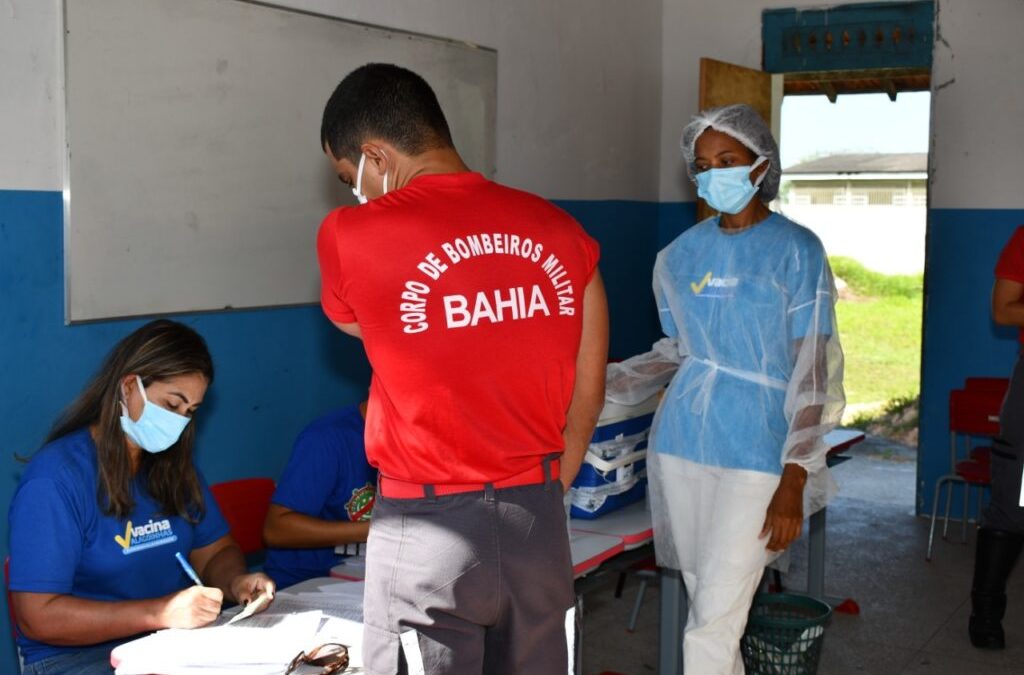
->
[984, 354, 1024, 533]
[361, 477, 574, 674]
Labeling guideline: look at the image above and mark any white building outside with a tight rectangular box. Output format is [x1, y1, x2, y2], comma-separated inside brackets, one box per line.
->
[778, 152, 927, 275]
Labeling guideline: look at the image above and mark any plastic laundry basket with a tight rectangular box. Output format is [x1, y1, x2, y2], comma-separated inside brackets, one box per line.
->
[740, 593, 832, 675]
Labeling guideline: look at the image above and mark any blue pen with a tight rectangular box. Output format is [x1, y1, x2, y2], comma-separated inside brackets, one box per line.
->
[175, 551, 203, 586]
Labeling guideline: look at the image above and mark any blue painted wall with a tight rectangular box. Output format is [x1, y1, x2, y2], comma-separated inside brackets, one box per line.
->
[0, 190, 682, 668]
[6, 188, 1017, 670]
[918, 209, 1024, 515]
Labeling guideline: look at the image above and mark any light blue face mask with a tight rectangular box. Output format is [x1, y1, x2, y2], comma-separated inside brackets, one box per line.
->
[695, 156, 768, 215]
[120, 375, 191, 454]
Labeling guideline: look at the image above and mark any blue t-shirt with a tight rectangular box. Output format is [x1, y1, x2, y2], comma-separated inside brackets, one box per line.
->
[263, 406, 376, 588]
[652, 213, 834, 474]
[7, 428, 229, 665]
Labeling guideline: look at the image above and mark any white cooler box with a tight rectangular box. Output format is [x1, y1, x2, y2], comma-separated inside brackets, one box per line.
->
[569, 394, 659, 519]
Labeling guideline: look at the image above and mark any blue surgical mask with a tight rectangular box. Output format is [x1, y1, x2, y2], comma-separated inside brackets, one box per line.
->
[696, 156, 768, 215]
[352, 153, 388, 205]
[120, 375, 191, 454]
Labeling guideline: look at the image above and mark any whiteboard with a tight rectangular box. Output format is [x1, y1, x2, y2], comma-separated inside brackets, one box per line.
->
[63, 0, 497, 322]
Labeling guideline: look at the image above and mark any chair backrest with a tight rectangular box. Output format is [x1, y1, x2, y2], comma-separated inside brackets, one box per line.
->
[209, 478, 276, 555]
[949, 388, 1002, 437]
[964, 377, 1010, 397]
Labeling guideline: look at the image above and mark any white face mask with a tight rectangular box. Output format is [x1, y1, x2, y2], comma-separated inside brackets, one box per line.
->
[352, 153, 388, 205]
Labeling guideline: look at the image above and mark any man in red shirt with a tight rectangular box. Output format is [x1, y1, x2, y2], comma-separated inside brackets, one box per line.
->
[317, 64, 608, 674]
[970, 225, 1024, 650]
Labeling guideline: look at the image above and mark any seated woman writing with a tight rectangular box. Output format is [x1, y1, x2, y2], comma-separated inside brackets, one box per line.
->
[8, 319, 275, 674]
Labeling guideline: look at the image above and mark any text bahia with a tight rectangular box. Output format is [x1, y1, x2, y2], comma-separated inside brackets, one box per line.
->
[444, 284, 564, 329]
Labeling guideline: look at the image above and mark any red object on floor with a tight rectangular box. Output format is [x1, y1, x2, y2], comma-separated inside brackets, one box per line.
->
[834, 598, 861, 615]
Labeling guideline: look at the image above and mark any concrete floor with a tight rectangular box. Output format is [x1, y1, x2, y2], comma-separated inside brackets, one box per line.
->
[578, 437, 1024, 674]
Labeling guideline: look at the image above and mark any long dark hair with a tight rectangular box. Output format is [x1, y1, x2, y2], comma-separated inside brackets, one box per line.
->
[45, 319, 215, 521]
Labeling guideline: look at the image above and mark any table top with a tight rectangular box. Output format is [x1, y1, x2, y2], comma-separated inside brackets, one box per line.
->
[330, 554, 366, 581]
[824, 428, 866, 455]
[570, 529, 625, 579]
[571, 501, 653, 550]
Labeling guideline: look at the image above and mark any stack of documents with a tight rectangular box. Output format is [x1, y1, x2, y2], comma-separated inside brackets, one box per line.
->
[112, 580, 366, 674]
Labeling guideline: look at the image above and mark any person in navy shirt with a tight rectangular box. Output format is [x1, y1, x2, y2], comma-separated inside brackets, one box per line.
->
[7, 320, 275, 674]
[262, 402, 376, 587]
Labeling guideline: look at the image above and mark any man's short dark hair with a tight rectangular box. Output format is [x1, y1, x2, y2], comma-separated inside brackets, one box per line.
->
[320, 63, 454, 162]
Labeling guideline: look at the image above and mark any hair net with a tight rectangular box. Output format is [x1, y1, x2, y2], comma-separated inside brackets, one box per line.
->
[680, 104, 782, 203]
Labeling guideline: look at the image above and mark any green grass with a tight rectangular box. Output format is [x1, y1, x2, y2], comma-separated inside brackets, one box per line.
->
[848, 393, 919, 431]
[831, 257, 923, 407]
[830, 256, 923, 299]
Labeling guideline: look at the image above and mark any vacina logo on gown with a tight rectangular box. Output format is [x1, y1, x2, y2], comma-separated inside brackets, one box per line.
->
[114, 518, 178, 554]
[691, 271, 739, 296]
[397, 231, 580, 334]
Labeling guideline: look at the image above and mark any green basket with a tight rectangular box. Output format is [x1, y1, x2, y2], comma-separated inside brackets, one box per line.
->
[740, 593, 832, 675]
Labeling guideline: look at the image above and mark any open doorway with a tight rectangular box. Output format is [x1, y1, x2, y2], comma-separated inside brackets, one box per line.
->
[778, 91, 929, 451]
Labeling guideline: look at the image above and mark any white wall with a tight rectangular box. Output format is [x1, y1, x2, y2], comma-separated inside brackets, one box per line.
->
[781, 204, 927, 274]
[0, 0, 663, 202]
[0, 1, 64, 191]
[928, 0, 1024, 209]
[658, 0, 827, 202]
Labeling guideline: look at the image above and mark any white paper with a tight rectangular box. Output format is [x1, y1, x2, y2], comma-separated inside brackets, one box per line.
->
[226, 592, 272, 625]
[273, 581, 364, 622]
[114, 611, 323, 674]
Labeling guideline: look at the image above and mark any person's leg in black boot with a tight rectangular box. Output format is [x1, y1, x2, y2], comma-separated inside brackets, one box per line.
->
[969, 526, 1023, 649]
[970, 354, 1024, 649]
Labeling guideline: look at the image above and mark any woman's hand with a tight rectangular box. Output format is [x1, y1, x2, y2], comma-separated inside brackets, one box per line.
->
[760, 464, 807, 552]
[229, 572, 276, 611]
[158, 585, 224, 629]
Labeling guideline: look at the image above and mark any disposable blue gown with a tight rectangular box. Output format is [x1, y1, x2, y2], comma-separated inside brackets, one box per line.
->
[609, 212, 845, 570]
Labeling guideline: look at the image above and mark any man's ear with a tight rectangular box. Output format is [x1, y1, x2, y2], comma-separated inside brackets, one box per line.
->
[360, 142, 391, 177]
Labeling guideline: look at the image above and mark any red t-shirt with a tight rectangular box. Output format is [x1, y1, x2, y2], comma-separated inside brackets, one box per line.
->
[995, 226, 1024, 343]
[317, 172, 600, 484]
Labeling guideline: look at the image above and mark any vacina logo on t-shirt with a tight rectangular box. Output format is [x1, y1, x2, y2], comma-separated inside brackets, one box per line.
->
[691, 271, 739, 296]
[398, 231, 579, 334]
[113, 518, 178, 555]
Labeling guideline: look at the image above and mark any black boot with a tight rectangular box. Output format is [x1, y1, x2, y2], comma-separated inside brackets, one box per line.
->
[969, 528, 1023, 649]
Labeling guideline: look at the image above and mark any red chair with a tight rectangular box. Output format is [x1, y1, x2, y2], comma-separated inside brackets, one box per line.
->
[926, 387, 1002, 560]
[964, 377, 1010, 396]
[210, 478, 276, 556]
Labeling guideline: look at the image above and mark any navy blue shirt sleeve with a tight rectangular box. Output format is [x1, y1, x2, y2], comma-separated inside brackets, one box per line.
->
[8, 476, 85, 594]
[271, 427, 342, 517]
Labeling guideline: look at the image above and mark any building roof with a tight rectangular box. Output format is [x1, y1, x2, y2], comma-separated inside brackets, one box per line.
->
[784, 152, 927, 175]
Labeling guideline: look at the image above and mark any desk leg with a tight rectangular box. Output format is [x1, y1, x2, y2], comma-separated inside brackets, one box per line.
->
[659, 568, 686, 675]
[807, 507, 826, 601]
[797, 506, 855, 610]
[574, 594, 583, 675]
